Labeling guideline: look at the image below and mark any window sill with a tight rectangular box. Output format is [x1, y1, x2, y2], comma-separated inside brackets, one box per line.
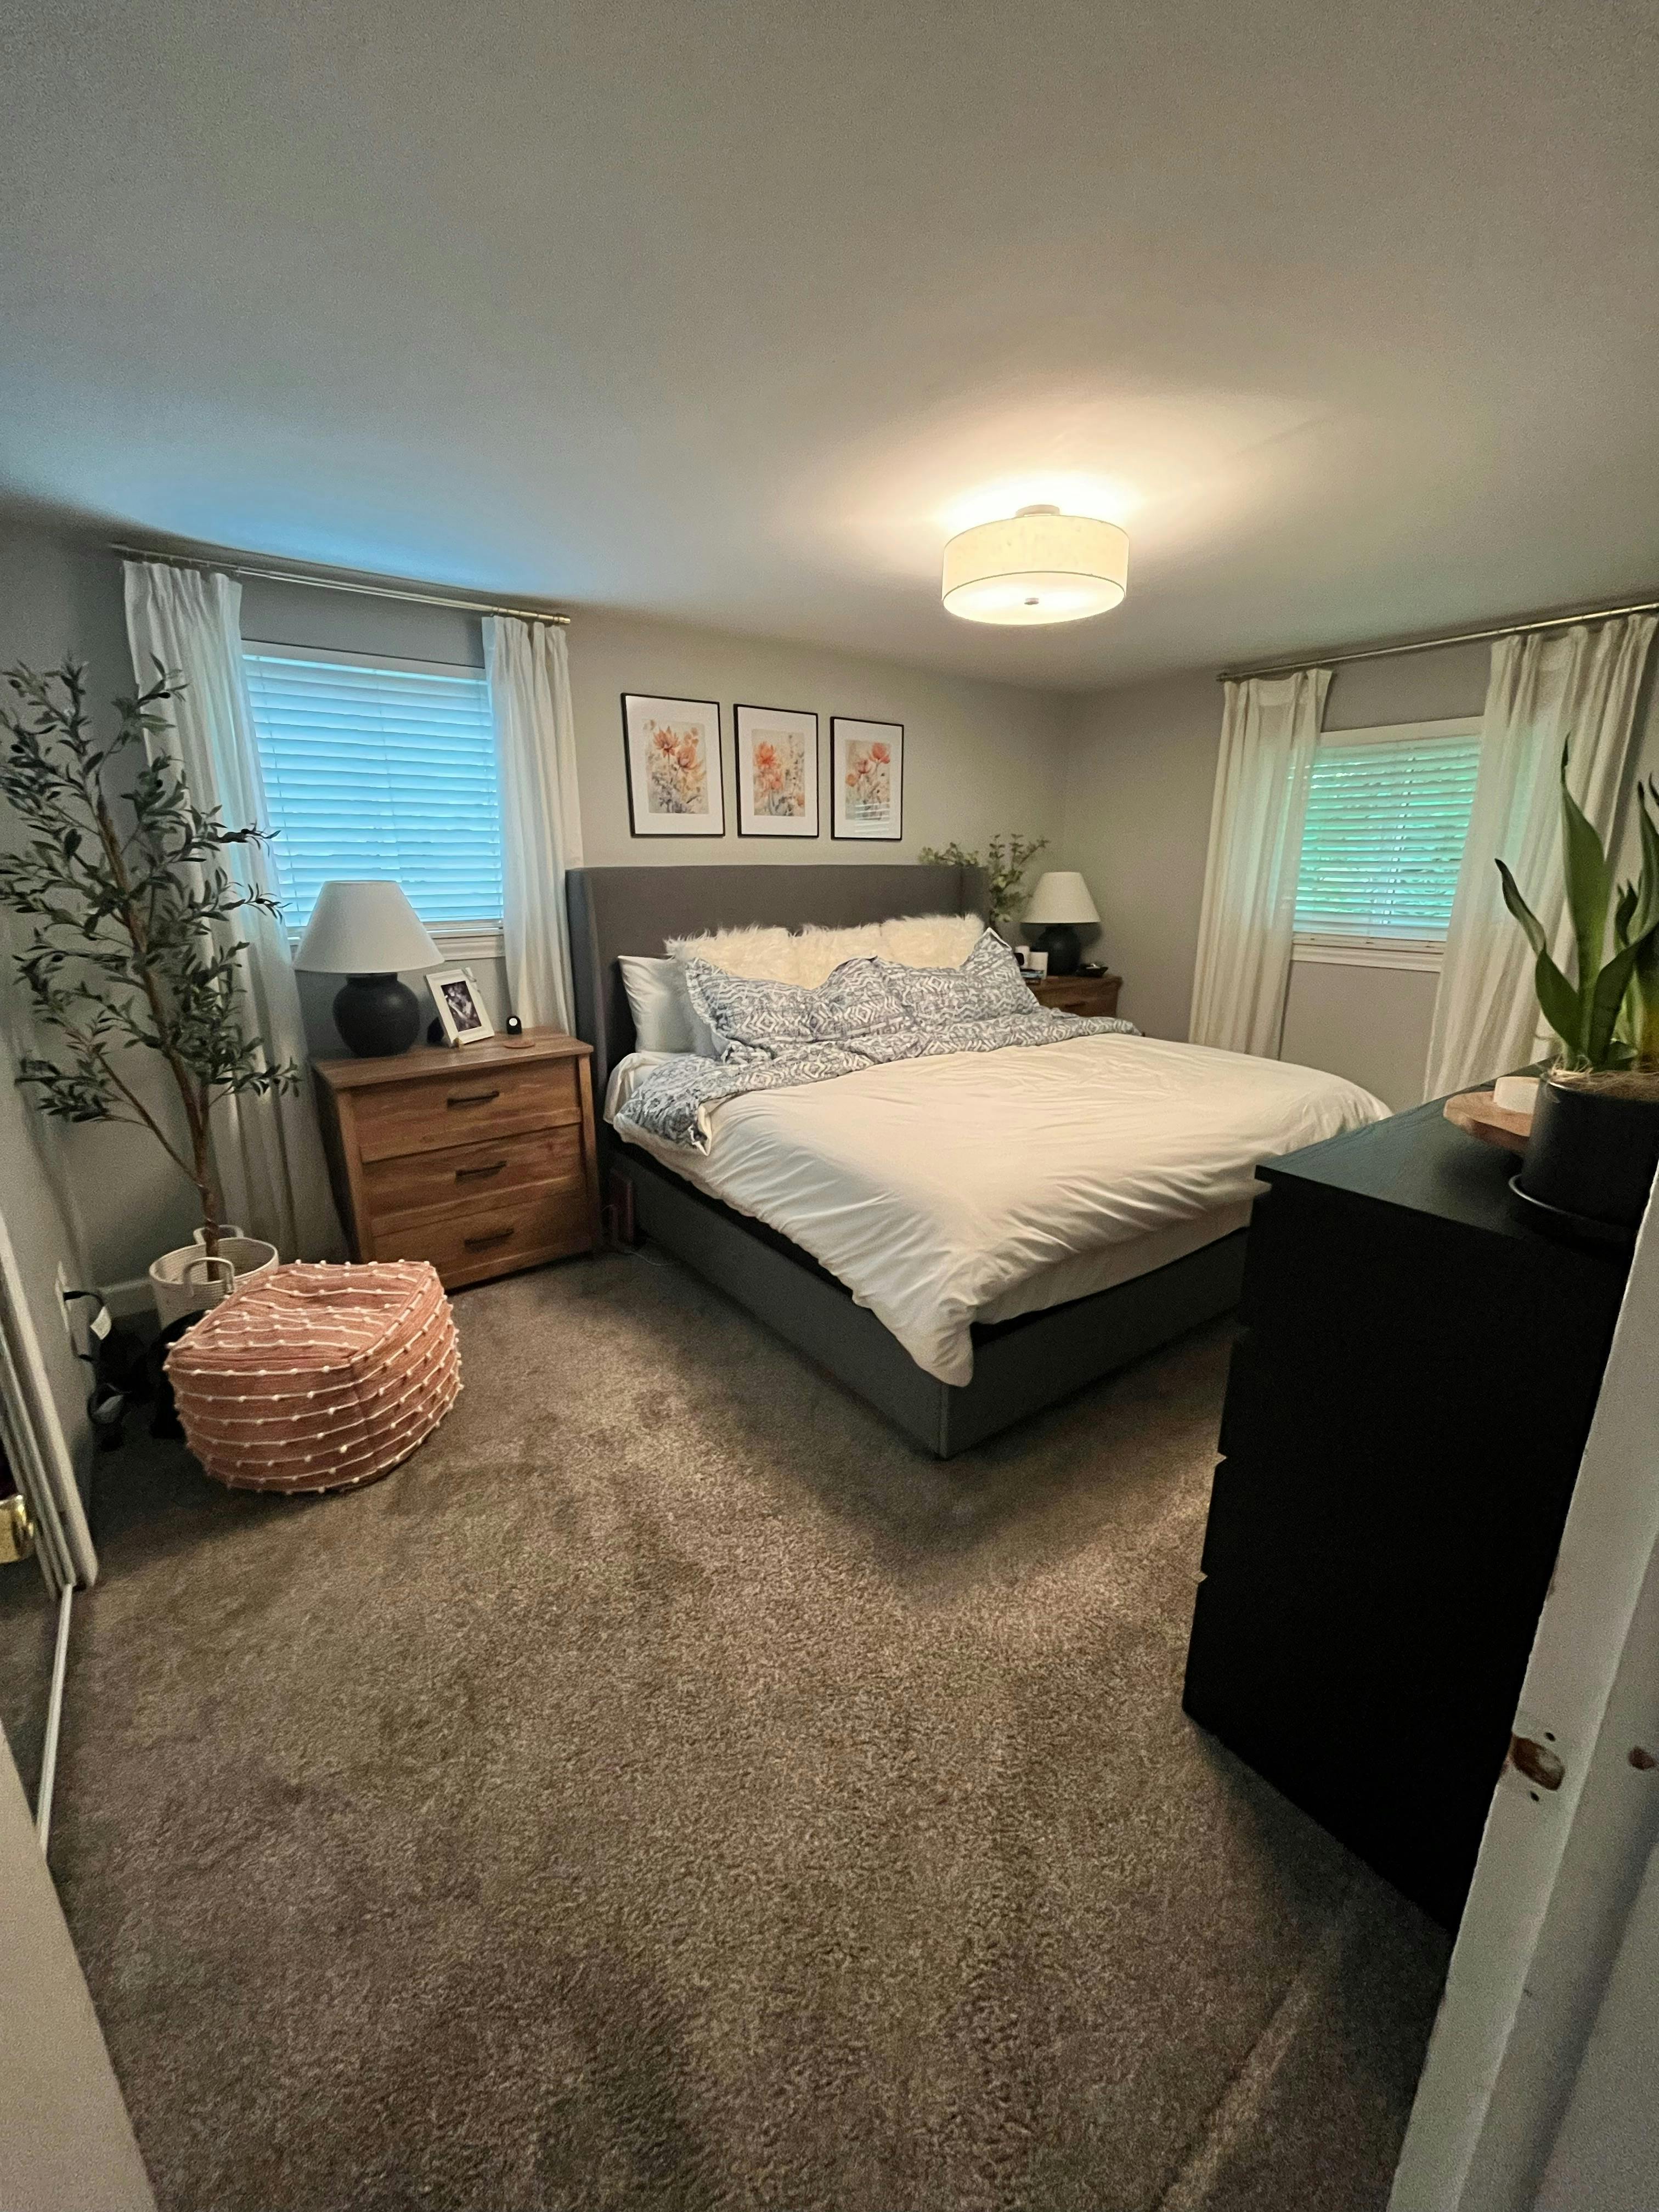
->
[287, 923, 505, 965]
[1293, 938, 1444, 974]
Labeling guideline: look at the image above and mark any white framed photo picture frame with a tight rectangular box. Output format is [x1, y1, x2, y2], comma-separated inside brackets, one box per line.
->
[735, 704, 819, 839]
[622, 693, 725, 837]
[427, 966, 495, 1047]
[831, 718, 903, 840]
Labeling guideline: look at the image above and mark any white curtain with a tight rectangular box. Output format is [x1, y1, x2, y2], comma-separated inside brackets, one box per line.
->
[122, 560, 341, 1259]
[1424, 614, 1657, 1099]
[1189, 667, 1331, 1056]
[484, 615, 584, 1033]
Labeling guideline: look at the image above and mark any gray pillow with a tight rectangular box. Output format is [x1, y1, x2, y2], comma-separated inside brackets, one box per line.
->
[682, 955, 907, 1063]
[876, 929, 1035, 1024]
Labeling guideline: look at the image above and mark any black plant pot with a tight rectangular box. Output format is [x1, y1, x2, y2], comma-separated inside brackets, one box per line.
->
[334, 972, 422, 1057]
[1516, 1074, 1659, 1238]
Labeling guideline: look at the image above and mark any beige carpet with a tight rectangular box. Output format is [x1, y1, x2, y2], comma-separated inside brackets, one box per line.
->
[12, 1248, 1447, 2210]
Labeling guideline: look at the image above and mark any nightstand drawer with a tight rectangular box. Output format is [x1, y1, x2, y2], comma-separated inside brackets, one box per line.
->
[369, 1178, 593, 1285]
[362, 1124, 584, 1223]
[1030, 974, 1121, 1017]
[353, 1057, 581, 1161]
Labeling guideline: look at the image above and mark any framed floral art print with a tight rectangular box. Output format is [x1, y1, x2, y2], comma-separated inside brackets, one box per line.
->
[734, 704, 819, 839]
[622, 693, 725, 837]
[831, 718, 903, 841]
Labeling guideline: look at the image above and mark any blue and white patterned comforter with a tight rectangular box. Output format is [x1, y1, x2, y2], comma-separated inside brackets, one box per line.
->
[615, 934, 1138, 1151]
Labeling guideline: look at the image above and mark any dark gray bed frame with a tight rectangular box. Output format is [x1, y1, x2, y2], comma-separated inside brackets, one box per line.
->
[566, 864, 1246, 1458]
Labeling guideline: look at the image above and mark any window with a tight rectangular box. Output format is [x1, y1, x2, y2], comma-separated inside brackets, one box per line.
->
[243, 645, 503, 932]
[1294, 718, 1481, 963]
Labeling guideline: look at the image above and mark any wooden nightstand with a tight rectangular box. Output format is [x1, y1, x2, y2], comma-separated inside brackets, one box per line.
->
[313, 1030, 602, 1291]
[1029, 972, 1122, 1018]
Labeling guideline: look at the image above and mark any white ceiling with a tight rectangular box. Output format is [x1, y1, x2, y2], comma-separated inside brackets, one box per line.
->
[3, 1, 1656, 691]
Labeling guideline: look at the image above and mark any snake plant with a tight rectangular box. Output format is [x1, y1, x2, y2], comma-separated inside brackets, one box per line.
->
[1497, 746, 1659, 1075]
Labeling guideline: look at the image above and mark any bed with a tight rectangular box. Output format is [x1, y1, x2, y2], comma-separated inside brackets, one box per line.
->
[567, 864, 1388, 1457]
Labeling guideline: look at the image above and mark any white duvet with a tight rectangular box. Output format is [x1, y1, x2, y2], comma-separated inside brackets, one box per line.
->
[610, 1034, 1388, 1385]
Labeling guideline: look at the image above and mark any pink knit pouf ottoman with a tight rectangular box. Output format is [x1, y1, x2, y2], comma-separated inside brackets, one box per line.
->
[166, 1260, 461, 1493]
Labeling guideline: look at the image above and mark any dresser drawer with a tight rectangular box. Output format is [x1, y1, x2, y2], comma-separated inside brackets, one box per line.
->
[369, 1177, 594, 1285]
[362, 1124, 583, 1223]
[352, 1057, 580, 1162]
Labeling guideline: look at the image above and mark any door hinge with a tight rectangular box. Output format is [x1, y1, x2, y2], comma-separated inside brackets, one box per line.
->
[1, 1493, 36, 1566]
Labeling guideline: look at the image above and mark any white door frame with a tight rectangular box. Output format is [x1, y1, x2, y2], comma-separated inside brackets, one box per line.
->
[0, 1200, 98, 1849]
[1390, 1178, 1659, 2209]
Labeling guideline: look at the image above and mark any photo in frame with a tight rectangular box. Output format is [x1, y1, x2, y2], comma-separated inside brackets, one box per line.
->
[622, 693, 725, 837]
[427, 966, 495, 1047]
[831, 718, 903, 841]
[735, 704, 819, 839]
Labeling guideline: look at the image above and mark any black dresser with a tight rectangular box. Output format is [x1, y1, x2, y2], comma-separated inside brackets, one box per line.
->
[1182, 1097, 1631, 1929]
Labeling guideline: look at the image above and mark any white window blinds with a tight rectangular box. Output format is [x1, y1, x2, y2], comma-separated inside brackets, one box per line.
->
[1294, 723, 1482, 943]
[243, 647, 503, 930]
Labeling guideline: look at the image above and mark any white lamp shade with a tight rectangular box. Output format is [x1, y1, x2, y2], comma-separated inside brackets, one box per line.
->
[1023, 871, 1101, 927]
[941, 507, 1128, 627]
[294, 881, 442, 974]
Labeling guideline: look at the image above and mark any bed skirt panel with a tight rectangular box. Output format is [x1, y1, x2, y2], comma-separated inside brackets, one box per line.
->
[618, 1150, 1246, 1458]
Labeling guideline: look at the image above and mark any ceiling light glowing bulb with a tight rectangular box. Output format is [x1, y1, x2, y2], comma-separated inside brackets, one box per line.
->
[940, 505, 1129, 627]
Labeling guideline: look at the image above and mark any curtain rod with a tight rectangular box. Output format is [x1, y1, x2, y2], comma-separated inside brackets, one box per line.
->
[1217, 593, 1659, 683]
[111, 543, 571, 627]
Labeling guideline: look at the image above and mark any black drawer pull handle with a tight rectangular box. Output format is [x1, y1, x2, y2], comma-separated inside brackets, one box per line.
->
[455, 1160, 507, 1180]
[464, 1227, 515, 1249]
[447, 1088, 501, 1108]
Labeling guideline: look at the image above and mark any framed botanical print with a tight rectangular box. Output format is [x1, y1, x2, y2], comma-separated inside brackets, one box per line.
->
[622, 694, 725, 837]
[831, 718, 903, 841]
[734, 704, 819, 839]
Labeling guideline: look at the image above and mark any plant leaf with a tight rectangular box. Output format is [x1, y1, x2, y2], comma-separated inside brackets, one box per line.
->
[1585, 935, 1649, 1066]
[1559, 743, 1612, 1001]
[1496, 859, 1548, 958]
[1533, 947, 1588, 1062]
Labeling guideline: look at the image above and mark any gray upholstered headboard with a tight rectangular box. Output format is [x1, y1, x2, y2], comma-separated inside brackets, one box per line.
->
[566, 862, 988, 1102]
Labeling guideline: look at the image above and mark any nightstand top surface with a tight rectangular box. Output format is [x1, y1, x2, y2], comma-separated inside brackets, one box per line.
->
[313, 1028, 592, 1090]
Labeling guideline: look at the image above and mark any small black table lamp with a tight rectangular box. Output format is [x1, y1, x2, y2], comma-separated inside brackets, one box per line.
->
[1021, 871, 1101, 977]
[295, 880, 442, 1057]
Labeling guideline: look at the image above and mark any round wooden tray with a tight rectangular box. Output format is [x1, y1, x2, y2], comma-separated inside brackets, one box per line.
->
[1443, 1086, 1533, 1158]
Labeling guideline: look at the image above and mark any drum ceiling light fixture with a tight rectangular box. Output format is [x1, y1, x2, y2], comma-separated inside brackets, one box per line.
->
[941, 504, 1129, 627]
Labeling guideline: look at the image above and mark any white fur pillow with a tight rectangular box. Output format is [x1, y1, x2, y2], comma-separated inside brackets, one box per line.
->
[879, 913, 986, 971]
[792, 923, 888, 988]
[666, 924, 799, 983]
[668, 912, 986, 988]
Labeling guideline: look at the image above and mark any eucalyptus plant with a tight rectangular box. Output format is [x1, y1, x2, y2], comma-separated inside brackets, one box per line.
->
[1497, 745, 1659, 1075]
[918, 832, 1049, 935]
[0, 660, 298, 1256]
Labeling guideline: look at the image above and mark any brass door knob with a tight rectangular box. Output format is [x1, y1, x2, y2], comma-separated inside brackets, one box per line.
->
[1, 1493, 36, 1566]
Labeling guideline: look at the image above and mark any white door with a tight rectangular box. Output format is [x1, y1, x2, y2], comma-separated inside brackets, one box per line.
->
[1389, 1178, 1659, 2209]
[0, 1728, 154, 2210]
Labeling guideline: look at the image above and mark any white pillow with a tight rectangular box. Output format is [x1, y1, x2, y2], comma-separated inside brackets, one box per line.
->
[792, 922, 888, 988]
[879, 913, 986, 970]
[618, 955, 718, 1056]
[666, 924, 798, 983]
[668, 913, 986, 988]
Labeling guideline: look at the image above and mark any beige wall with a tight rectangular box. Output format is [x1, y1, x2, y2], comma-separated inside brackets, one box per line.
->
[565, 608, 1069, 868]
[5, 524, 1071, 1290]
[8, 507, 1657, 1289]
[1057, 669, 1219, 1043]
[1058, 636, 1659, 1107]
[0, 522, 200, 1355]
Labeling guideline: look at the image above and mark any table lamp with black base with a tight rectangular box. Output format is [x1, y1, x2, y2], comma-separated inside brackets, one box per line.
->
[295, 880, 442, 1057]
[1022, 870, 1101, 977]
